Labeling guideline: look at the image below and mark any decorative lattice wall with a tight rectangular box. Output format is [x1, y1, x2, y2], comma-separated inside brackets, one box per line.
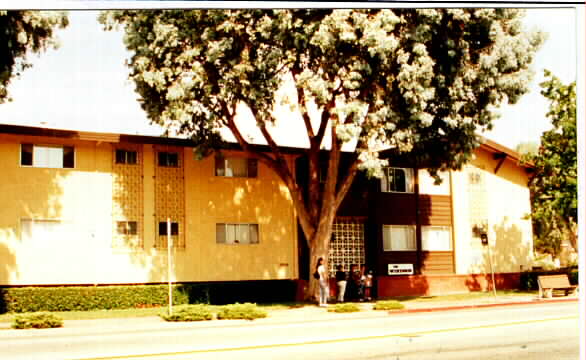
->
[328, 218, 365, 273]
[112, 144, 143, 249]
[154, 146, 185, 249]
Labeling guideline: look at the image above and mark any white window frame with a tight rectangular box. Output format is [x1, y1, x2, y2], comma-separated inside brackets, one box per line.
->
[421, 226, 452, 251]
[215, 156, 257, 178]
[216, 223, 260, 245]
[382, 225, 416, 251]
[20, 218, 68, 242]
[381, 167, 414, 193]
[20, 143, 75, 169]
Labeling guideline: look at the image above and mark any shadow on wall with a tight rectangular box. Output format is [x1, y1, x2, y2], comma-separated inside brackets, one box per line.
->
[118, 160, 295, 284]
[465, 220, 528, 291]
[0, 243, 17, 312]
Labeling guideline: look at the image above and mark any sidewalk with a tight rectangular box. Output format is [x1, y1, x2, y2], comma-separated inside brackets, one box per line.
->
[0, 293, 578, 333]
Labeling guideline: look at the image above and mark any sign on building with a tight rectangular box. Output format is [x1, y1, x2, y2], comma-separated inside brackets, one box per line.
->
[388, 264, 414, 276]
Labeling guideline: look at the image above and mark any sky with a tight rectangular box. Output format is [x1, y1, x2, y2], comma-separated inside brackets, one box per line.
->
[0, 7, 580, 150]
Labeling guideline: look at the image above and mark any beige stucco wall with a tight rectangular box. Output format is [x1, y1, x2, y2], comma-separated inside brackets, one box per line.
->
[418, 169, 450, 195]
[0, 134, 298, 285]
[451, 148, 533, 275]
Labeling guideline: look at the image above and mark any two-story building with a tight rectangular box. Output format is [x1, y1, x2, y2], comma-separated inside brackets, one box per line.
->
[0, 124, 534, 299]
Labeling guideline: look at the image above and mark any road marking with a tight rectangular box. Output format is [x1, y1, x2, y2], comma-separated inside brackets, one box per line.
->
[76, 315, 578, 360]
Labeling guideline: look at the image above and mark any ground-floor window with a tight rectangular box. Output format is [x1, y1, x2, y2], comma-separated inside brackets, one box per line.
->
[421, 226, 452, 251]
[382, 225, 416, 251]
[20, 219, 68, 242]
[329, 219, 365, 273]
[156, 220, 185, 249]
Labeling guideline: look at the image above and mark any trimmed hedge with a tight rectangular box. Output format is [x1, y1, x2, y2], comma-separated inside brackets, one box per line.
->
[0, 280, 298, 314]
[373, 300, 405, 311]
[12, 312, 63, 329]
[216, 303, 267, 320]
[0, 285, 191, 313]
[327, 303, 361, 313]
[520, 269, 579, 291]
[160, 305, 213, 322]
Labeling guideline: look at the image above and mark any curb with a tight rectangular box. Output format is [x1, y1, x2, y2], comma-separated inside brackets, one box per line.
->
[391, 297, 578, 314]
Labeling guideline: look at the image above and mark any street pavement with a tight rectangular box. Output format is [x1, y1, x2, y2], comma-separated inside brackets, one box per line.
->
[0, 294, 579, 360]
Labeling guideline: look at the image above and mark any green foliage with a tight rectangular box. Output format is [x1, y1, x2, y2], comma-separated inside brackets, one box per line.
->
[101, 9, 544, 177]
[160, 305, 213, 322]
[525, 71, 577, 255]
[1, 285, 191, 313]
[373, 300, 405, 311]
[519, 269, 578, 291]
[102, 9, 544, 295]
[216, 303, 267, 320]
[11, 312, 63, 329]
[327, 303, 361, 313]
[515, 141, 539, 156]
[0, 281, 298, 314]
[0, 11, 68, 103]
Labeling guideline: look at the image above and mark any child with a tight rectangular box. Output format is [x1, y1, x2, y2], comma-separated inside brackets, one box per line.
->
[364, 270, 373, 301]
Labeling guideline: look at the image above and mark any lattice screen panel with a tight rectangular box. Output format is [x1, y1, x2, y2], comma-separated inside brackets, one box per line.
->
[329, 219, 365, 273]
[112, 144, 144, 249]
[154, 146, 186, 249]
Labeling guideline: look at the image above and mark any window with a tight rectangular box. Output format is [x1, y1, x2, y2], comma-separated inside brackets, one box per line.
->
[116, 221, 138, 236]
[382, 225, 416, 251]
[422, 226, 452, 251]
[21, 144, 74, 168]
[21, 219, 67, 242]
[115, 149, 138, 165]
[158, 152, 179, 167]
[158, 222, 179, 236]
[216, 223, 259, 244]
[381, 167, 414, 193]
[215, 155, 257, 178]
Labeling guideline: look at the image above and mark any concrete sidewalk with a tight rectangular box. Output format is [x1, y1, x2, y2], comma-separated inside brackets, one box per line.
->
[0, 293, 578, 334]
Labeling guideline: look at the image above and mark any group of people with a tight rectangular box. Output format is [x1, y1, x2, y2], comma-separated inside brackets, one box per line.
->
[315, 258, 373, 307]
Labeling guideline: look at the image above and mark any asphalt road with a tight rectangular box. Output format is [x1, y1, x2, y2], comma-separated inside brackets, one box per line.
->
[1, 301, 579, 360]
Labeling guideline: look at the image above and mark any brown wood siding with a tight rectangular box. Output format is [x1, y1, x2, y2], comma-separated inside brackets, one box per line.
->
[421, 251, 454, 274]
[418, 195, 452, 226]
[374, 193, 418, 225]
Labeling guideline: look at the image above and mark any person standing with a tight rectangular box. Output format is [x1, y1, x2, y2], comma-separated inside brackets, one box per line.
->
[316, 257, 329, 307]
[335, 265, 347, 302]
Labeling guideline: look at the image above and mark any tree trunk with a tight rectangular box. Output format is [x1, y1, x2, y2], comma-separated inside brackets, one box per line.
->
[306, 225, 332, 302]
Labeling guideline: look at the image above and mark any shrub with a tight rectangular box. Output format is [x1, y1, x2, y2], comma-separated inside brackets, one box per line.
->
[12, 312, 63, 329]
[216, 303, 267, 320]
[373, 300, 405, 311]
[160, 305, 213, 322]
[1, 285, 192, 313]
[327, 303, 361, 313]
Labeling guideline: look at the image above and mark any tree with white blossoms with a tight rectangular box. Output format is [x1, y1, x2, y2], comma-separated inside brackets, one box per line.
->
[0, 11, 69, 104]
[101, 9, 543, 298]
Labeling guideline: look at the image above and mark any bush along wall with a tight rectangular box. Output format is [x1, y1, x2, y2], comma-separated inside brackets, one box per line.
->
[519, 268, 579, 291]
[0, 280, 298, 314]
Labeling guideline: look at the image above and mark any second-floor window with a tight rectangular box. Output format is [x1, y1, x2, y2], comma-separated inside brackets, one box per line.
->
[115, 149, 138, 165]
[216, 223, 259, 244]
[21, 144, 74, 169]
[381, 167, 414, 193]
[158, 152, 179, 167]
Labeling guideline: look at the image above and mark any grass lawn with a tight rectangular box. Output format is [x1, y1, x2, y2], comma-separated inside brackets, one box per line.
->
[0, 290, 538, 323]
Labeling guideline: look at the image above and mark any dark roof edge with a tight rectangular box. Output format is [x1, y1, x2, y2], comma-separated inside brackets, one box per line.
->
[0, 124, 533, 167]
[0, 123, 305, 155]
[478, 136, 534, 169]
